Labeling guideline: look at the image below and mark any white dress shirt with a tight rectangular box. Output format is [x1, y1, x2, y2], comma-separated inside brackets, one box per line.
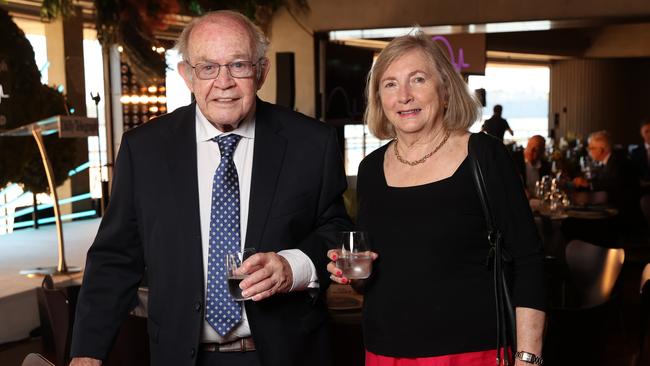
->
[525, 160, 542, 196]
[195, 106, 318, 343]
[603, 152, 611, 166]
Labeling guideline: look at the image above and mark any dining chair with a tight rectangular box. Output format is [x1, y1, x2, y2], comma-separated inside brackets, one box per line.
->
[21, 353, 54, 366]
[38, 278, 150, 366]
[590, 191, 609, 205]
[640, 194, 650, 228]
[37, 275, 81, 366]
[637, 263, 650, 366]
[107, 314, 150, 366]
[563, 239, 625, 308]
[543, 240, 625, 365]
[103, 286, 150, 366]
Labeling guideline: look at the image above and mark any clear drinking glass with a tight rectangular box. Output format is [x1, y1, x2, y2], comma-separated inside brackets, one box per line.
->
[335, 231, 372, 279]
[226, 248, 256, 301]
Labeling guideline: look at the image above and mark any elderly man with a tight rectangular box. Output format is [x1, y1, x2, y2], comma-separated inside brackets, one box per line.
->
[519, 135, 551, 196]
[69, 10, 351, 366]
[574, 131, 640, 225]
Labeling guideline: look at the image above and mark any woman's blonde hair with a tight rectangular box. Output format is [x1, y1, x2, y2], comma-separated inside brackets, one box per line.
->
[365, 32, 481, 139]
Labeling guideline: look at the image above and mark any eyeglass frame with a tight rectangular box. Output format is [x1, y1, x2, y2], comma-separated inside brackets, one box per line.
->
[185, 58, 267, 80]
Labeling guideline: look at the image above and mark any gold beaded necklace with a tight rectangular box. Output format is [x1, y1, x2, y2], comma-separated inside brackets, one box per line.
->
[393, 130, 451, 166]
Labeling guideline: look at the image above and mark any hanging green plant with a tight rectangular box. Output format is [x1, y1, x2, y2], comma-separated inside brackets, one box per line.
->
[40, 0, 309, 84]
[40, 0, 75, 20]
[184, 0, 309, 32]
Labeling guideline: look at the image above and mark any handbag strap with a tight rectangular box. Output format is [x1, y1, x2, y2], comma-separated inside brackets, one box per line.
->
[468, 133, 517, 365]
[469, 144, 496, 241]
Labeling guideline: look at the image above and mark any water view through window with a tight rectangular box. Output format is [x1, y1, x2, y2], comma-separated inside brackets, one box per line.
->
[468, 63, 550, 147]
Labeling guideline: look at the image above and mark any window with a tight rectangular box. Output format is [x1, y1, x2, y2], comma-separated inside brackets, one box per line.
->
[343, 124, 390, 176]
[165, 50, 192, 114]
[83, 38, 107, 199]
[468, 63, 550, 146]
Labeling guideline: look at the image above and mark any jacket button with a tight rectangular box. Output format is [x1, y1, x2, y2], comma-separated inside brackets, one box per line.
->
[194, 302, 202, 312]
[190, 348, 196, 357]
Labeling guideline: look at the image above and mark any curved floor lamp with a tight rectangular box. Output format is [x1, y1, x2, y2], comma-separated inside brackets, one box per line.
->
[1, 115, 97, 276]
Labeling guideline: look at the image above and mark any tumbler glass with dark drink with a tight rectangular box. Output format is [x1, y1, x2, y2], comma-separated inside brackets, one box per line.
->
[226, 248, 256, 301]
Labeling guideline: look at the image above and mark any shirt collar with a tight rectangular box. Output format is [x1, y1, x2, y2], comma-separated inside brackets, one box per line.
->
[195, 105, 255, 142]
[644, 142, 650, 150]
[603, 152, 612, 165]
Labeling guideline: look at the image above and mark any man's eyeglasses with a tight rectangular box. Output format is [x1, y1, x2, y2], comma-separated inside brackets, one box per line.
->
[186, 59, 264, 80]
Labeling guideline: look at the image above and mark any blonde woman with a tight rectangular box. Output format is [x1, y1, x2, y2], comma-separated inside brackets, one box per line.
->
[328, 33, 546, 366]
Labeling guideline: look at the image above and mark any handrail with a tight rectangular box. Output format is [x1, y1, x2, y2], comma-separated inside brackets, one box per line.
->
[0, 161, 92, 210]
[0, 193, 93, 219]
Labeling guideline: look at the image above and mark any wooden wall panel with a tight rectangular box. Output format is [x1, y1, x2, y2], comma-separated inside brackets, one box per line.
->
[550, 58, 650, 146]
[306, 0, 650, 31]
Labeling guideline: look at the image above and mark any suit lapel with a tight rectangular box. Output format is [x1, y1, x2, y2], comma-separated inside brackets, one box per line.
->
[245, 101, 287, 251]
[163, 105, 203, 267]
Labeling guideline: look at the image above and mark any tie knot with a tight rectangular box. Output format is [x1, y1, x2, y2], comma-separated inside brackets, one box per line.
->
[215, 134, 242, 159]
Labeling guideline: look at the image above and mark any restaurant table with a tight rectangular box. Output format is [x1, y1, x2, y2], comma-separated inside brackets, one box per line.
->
[560, 207, 620, 248]
[534, 203, 620, 258]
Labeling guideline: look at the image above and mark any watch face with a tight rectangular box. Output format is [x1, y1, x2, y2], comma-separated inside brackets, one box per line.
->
[516, 351, 542, 365]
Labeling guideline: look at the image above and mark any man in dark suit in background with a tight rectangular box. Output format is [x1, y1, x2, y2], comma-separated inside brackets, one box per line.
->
[630, 118, 650, 182]
[516, 135, 552, 197]
[574, 130, 641, 232]
[69, 10, 351, 366]
[481, 104, 513, 141]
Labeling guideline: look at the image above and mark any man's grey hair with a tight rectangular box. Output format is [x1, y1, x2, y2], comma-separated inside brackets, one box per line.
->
[174, 10, 270, 62]
[588, 130, 611, 148]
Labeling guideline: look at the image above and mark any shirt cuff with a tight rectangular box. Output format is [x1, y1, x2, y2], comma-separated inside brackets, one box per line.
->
[278, 249, 320, 291]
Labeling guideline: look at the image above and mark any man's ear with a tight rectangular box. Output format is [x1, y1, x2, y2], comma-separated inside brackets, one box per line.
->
[256, 57, 270, 91]
[178, 61, 194, 93]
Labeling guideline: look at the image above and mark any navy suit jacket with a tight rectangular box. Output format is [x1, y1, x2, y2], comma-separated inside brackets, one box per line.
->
[630, 143, 650, 181]
[591, 149, 640, 216]
[71, 100, 352, 366]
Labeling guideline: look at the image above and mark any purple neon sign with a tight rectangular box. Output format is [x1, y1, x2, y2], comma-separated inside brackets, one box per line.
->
[432, 35, 470, 73]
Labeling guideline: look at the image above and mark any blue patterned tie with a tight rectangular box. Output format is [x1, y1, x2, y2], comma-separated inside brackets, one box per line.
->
[206, 134, 243, 336]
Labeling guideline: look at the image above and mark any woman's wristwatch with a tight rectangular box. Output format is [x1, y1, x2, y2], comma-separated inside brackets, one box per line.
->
[514, 351, 543, 365]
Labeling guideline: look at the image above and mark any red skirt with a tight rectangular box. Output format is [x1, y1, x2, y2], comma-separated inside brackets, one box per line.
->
[366, 349, 504, 366]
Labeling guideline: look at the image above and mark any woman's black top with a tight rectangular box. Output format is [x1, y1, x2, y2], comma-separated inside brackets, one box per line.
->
[357, 133, 545, 358]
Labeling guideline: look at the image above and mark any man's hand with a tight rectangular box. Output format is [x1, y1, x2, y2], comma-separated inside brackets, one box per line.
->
[69, 357, 102, 366]
[573, 176, 589, 188]
[237, 252, 293, 301]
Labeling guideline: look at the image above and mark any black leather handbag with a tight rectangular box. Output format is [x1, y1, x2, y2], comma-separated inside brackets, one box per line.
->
[469, 144, 517, 365]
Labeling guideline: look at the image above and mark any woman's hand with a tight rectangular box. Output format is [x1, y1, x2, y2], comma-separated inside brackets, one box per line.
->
[326, 249, 379, 285]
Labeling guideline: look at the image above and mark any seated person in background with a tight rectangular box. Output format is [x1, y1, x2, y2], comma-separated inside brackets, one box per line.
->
[516, 135, 552, 197]
[574, 130, 641, 230]
[630, 117, 650, 182]
[481, 104, 513, 141]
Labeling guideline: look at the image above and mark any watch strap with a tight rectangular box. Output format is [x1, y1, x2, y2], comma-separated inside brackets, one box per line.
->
[515, 351, 543, 365]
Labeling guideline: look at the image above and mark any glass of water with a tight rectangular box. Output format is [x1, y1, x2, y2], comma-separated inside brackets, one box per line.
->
[336, 231, 372, 279]
[226, 248, 256, 301]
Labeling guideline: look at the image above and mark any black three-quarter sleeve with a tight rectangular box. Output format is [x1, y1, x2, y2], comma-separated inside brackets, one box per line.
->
[471, 133, 546, 311]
